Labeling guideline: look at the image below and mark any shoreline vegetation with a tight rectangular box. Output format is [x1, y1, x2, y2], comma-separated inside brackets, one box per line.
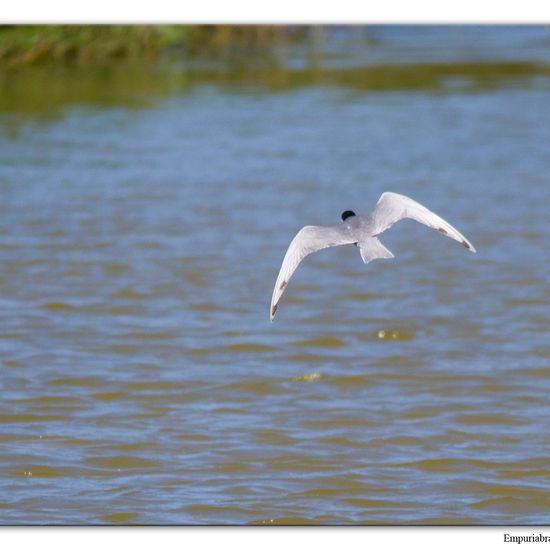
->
[1, 25, 550, 117]
[0, 25, 310, 68]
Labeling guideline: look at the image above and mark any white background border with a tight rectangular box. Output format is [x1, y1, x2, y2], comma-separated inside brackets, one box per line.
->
[2, 0, 550, 23]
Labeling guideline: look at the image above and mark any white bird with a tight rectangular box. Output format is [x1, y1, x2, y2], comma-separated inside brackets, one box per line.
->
[270, 192, 476, 321]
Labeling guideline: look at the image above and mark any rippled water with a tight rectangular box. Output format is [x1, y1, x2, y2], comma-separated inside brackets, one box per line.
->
[1, 26, 550, 525]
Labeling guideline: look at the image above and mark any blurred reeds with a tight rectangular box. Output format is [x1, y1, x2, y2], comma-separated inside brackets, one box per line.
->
[1, 24, 549, 119]
[0, 25, 308, 68]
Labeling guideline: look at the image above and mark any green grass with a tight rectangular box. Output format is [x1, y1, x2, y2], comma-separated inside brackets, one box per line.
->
[0, 25, 301, 67]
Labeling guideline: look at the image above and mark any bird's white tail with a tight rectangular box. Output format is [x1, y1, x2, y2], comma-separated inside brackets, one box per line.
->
[359, 238, 395, 264]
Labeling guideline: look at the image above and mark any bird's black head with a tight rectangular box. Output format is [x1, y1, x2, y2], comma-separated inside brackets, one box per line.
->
[341, 210, 356, 222]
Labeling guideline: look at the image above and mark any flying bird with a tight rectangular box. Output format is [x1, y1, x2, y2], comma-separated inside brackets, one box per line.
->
[270, 192, 476, 321]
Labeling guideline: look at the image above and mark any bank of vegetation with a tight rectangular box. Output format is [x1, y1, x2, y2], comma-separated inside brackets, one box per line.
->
[1, 25, 548, 117]
[0, 25, 306, 68]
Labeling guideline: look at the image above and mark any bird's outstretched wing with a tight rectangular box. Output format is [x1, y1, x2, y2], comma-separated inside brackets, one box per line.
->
[270, 225, 355, 321]
[371, 192, 476, 252]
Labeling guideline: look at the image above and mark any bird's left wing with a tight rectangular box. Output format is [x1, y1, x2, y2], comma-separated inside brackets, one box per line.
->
[270, 225, 356, 321]
[371, 192, 476, 252]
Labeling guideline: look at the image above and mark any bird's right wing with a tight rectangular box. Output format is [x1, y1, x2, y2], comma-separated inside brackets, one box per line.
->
[371, 192, 476, 252]
[270, 225, 355, 321]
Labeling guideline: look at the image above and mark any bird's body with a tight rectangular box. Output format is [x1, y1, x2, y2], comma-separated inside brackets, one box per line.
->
[270, 192, 476, 321]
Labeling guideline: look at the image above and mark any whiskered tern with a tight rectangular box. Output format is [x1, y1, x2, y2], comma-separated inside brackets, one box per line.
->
[270, 192, 476, 321]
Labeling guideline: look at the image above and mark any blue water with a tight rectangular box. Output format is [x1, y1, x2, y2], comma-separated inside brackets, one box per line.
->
[0, 26, 550, 524]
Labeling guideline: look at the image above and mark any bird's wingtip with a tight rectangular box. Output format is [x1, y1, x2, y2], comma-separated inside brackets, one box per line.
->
[465, 240, 477, 253]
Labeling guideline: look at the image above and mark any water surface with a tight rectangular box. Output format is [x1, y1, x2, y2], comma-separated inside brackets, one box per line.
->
[1, 26, 550, 525]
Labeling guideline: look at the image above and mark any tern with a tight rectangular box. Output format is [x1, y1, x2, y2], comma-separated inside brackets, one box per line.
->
[270, 191, 476, 321]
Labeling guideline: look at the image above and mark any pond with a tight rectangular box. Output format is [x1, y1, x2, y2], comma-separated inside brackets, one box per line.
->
[0, 25, 550, 524]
